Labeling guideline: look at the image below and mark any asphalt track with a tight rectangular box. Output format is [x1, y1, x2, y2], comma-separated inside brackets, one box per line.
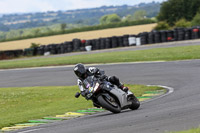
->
[0, 41, 200, 133]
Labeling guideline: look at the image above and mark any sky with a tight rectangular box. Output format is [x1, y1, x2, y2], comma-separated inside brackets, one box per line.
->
[0, 0, 165, 14]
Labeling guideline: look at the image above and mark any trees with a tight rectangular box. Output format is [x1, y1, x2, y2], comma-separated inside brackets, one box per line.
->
[175, 19, 191, 28]
[157, 0, 200, 25]
[0, 23, 10, 32]
[124, 10, 147, 21]
[60, 23, 67, 32]
[100, 14, 121, 24]
[132, 10, 147, 21]
[154, 21, 170, 30]
[191, 13, 200, 26]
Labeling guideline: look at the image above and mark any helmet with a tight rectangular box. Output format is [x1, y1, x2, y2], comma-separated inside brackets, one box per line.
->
[74, 63, 86, 79]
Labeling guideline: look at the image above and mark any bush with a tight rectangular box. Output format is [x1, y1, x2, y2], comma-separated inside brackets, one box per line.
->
[191, 13, 200, 26]
[154, 21, 171, 30]
[30, 43, 40, 48]
[175, 18, 191, 28]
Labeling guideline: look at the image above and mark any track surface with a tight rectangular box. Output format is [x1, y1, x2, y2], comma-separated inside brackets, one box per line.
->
[0, 42, 200, 133]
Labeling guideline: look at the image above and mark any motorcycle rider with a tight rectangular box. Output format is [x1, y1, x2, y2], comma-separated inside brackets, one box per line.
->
[74, 63, 129, 99]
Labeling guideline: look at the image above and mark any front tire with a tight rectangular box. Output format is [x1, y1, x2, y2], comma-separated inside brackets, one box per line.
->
[98, 95, 121, 113]
[129, 94, 140, 110]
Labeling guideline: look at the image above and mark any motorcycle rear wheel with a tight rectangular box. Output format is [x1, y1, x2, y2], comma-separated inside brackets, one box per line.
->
[98, 95, 121, 113]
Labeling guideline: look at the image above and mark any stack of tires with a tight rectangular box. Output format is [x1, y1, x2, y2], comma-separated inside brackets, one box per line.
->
[14, 50, 23, 57]
[117, 36, 124, 47]
[138, 32, 148, 45]
[89, 39, 97, 50]
[0, 49, 23, 59]
[73, 39, 81, 51]
[60, 42, 67, 53]
[66, 42, 73, 53]
[24, 48, 34, 56]
[166, 30, 174, 42]
[56, 44, 62, 54]
[175, 28, 185, 41]
[94, 39, 101, 50]
[100, 38, 106, 49]
[105, 37, 111, 49]
[111, 36, 118, 48]
[50, 44, 57, 54]
[153, 30, 161, 43]
[36, 45, 45, 55]
[0, 51, 4, 60]
[128, 35, 136, 46]
[184, 28, 192, 40]
[148, 32, 154, 44]
[191, 27, 200, 39]
[160, 30, 167, 43]
[85, 40, 92, 51]
[123, 35, 129, 46]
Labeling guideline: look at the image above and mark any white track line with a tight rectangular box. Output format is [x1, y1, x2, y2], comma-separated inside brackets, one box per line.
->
[142, 85, 174, 103]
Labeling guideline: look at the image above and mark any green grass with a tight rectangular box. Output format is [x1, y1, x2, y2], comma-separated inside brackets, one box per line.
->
[169, 127, 200, 133]
[1, 45, 200, 69]
[0, 85, 163, 129]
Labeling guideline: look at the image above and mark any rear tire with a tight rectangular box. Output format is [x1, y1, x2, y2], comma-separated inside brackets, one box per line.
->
[98, 95, 121, 113]
[129, 94, 140, 110]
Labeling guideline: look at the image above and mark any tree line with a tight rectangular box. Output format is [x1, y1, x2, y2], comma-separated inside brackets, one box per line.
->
[154, 0, 200, 30]
[0, 10, 155, 42]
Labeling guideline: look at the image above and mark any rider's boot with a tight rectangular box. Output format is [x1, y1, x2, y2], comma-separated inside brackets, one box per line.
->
[119, 84, 129, 92]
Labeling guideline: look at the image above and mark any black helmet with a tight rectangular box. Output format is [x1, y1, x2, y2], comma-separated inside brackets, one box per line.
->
[74, 63, 86, 79]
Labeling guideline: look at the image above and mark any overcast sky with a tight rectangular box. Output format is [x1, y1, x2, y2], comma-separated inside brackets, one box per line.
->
[0, 0, 165, 14]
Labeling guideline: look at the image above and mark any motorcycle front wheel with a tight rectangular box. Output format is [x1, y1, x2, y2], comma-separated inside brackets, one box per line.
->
[98, 94, 121, 113]
[129, 94, 140, 110]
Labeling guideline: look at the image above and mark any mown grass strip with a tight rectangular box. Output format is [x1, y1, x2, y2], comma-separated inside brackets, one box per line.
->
[0, 45, 200, 69]
[168, 127, 200, 133]
[0, 84, 163, 129]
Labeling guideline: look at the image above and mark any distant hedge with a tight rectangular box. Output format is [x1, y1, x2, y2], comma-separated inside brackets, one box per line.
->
[0, 19, 156, 43]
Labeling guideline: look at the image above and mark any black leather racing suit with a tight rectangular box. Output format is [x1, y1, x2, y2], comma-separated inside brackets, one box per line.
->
[77, 67, 124, 98]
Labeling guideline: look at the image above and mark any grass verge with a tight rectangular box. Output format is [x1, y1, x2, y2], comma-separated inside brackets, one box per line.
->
[0, 84, 163, 129]
[169, 127, 200, 133]
[1, 45, 200, 69]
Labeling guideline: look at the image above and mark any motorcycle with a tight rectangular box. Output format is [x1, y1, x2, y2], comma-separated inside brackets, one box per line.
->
[75, 75, 140, 113]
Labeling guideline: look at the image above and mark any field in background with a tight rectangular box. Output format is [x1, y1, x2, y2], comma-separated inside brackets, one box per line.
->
[0, 24, 156, 51]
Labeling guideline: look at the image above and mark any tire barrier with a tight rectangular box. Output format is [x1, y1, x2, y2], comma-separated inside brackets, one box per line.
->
[105, 37, 111, 49]
[166, 30, 174, 41]
[160, 30, 167, 43]
[148, 32, 154, 44]
[176, 28, 185, 41]
[184, 28, 192, 40]
[192, 26, 200, 39]
[72, 38, 81, 51]
[153, 30, 161, 43]
[0, 49, 23, 60]
[128, 35, 136, 46]
[123, 35, 129, 47]
[117, 36, 124, 47]
[100, 38, 106, 49]
[138, 32, 148, 45]
[112, 36, 119, 48]
[1, 26, 200, 60]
